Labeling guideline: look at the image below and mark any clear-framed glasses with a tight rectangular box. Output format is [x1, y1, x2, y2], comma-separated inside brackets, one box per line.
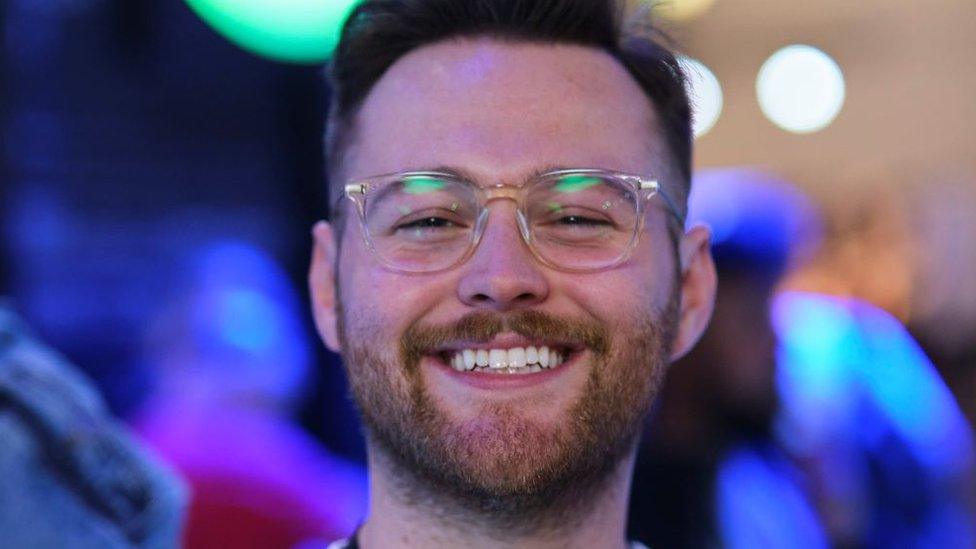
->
[341, 168, 684, 273]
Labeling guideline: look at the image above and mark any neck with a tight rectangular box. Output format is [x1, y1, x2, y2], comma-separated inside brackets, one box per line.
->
[357, 446, 637, 549]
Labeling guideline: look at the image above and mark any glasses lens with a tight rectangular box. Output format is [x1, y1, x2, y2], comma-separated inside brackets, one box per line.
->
[525, 173, 639, 270]
[363, 174, 479, 271]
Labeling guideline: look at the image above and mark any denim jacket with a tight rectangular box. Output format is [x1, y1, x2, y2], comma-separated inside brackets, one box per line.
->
[0, 304, 186, 548]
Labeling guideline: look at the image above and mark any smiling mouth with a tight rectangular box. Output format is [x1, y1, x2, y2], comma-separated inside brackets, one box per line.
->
[438, 345, 571, 375]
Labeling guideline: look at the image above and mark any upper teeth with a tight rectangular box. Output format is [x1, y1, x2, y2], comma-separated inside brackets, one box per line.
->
[449, 346, 565, 373]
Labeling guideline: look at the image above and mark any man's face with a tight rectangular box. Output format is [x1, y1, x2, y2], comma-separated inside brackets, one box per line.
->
[311, 39, 714, 524]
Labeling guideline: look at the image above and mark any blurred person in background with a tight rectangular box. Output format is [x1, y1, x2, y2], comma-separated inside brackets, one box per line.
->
[629, 169, 828, 548]
[0, 301, 186, 547]
[132, 241, 367, 549]
[628, 169, 976, 548]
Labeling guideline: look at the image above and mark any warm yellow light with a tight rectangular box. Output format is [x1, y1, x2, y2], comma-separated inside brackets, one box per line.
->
[649, 0, 717, 22]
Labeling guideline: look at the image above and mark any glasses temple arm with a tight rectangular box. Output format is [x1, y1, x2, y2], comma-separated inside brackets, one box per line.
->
[638, 178, 685, 227]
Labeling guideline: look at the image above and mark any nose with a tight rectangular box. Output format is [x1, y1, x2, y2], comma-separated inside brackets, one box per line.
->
[456, 202, 550, 311]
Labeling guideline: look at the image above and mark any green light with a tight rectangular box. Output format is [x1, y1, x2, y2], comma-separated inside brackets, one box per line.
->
[554, 175, 603, 194]
[402, 176, 447, 195]
[185, 0, 360, 64]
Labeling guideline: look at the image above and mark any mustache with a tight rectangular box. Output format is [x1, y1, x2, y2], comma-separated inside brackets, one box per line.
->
[400, 310, 611, 361]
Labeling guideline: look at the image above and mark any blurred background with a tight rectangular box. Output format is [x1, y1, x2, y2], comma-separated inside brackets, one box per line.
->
[2, 0, 974, 547]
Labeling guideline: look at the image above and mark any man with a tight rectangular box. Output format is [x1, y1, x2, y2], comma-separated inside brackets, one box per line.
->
[308, 1, 716, 547]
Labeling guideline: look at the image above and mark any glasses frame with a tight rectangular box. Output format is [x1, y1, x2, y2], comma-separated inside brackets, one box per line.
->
[341, 168, 684, 274]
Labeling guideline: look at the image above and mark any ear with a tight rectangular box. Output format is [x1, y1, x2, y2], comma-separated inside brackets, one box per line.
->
[670, 224, 717, 361]
[309, 221, 342, 353]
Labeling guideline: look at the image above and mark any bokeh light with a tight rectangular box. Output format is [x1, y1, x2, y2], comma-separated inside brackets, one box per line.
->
[651, 0, 717, 21]
[757, 45, 846, 134]
[184, 0, 360, 63]
[679, 56, 723, 138]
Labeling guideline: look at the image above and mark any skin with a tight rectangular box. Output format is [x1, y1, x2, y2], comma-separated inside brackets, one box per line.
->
[309, 38, 716, 549]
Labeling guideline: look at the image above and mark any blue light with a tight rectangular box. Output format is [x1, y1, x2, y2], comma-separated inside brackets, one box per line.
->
[175, 240, 312, 403]
[215, 288, 281, 352]
[773, 292, 974, 473]
[687, 169, 822, 273]
[850, 300, 974, 473]
[716, 445, 829, 549]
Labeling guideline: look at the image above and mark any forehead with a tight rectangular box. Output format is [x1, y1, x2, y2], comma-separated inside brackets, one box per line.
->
[346, 38, 664, 184]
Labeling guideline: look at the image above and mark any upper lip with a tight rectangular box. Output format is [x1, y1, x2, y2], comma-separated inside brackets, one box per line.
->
[432, 332, 581, 353]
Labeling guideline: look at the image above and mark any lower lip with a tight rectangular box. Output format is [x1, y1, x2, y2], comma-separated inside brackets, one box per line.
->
[425, 352, 579, 390]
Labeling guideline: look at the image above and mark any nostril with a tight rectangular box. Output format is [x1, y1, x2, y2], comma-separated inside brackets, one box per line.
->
[471, 293, 492, 303]
[466, 289, 542, 309]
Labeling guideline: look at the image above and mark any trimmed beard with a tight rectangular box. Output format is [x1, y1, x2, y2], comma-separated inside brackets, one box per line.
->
[337, 287, 678, 537]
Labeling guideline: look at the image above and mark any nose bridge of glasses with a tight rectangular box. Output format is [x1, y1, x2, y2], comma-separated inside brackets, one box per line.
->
[480, 183, 524, 203]
[477, 184, 535, 241]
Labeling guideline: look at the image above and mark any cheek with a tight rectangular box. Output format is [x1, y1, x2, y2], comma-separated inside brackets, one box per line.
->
[569, 243, 675, 321]
[337, 245, 454, 341]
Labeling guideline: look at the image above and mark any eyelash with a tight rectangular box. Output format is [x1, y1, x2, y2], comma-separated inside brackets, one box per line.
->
[396, 216, 457, 230]
[554, 215, 612, 226]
